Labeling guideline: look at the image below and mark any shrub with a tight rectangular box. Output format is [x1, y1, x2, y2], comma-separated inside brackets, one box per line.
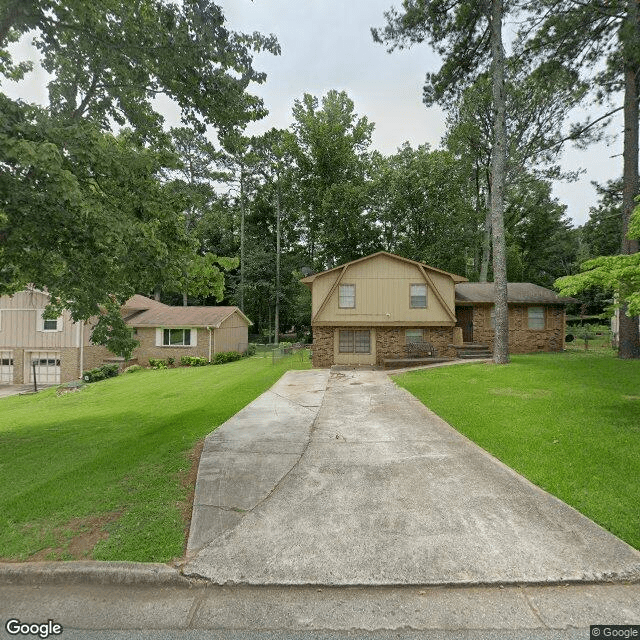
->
[82, 364, 120, 383]
[166, 357, 175, 366]
[148, 358, 167, 369]
[180, 356, 208, 367]
[123, 364, 143, 374]
[246, 343, 257, 357]
[213, 351, 242, 365]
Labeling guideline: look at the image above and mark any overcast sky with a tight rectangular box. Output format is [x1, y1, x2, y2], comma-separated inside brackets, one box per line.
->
[3, 0, 623, 227]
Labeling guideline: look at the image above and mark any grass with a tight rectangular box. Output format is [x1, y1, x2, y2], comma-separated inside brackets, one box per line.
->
[0, 352, 311, 563]
[393, 350, 640, 550]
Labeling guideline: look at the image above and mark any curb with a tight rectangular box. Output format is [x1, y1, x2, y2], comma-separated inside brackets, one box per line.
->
[0, 561, 191, 587]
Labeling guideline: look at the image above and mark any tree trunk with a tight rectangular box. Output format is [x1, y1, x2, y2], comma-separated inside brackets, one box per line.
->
[490, 0, 510, 364]
[274, 179, 281, 346]
[479, 191, 492, 282]
[619, 0, 640, 358]
[239, 167, 245, 313]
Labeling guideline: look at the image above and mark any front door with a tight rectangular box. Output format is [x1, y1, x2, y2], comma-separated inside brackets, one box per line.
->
[0, 351, 13, 384]
[456, 307, 473, 343]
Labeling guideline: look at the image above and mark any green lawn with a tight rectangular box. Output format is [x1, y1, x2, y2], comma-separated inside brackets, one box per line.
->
[394, 351, 640, 550]
[0, 352, 310, 563]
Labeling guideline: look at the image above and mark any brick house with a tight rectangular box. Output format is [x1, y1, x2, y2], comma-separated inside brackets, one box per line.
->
[301, 252, 571, 368]
[0, 290, 251, 385]
[455, 282, 570, 354]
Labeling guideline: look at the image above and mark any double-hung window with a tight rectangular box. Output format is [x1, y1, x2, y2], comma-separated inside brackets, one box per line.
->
[405, 329, 423, 343]
[528, 307, 545, 329]
[339, 284, 355, 308]
[163, 328, 191, 346]
[410, 284, 427, 308]
[339, 330, 370, 353]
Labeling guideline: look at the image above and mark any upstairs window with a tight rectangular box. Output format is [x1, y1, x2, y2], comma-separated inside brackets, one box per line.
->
[528, 307, 545, 329]
[43, 319, 58, 331]
[410, 284, 427, 308]
[339, 284, 356, 308]
[163, 328, 191, 346]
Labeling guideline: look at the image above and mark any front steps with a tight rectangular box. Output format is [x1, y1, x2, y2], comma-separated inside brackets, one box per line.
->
[452, 343, 492, 359]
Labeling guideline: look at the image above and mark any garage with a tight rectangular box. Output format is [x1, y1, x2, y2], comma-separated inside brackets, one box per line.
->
[0, 351, 13, 384]
[28, 351, 61, 385]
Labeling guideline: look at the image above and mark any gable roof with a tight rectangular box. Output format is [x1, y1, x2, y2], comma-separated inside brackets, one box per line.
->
[455, 282, 576, 304]
[300, 251, 468, 285]
[126, 304, 252, 328]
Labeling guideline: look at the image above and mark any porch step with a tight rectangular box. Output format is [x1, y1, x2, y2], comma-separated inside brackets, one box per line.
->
[452, 343, 492, 359]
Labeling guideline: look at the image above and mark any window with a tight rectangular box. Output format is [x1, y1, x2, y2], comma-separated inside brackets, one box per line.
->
[338, 330, 370, 353]
[405, 329, 423, 343]
[43, 319, 58, 331]
[339, 284, 355, 308]
[163, 328, 191, 346]
[410, 284, 427, 308]
[528, 307, 545, 329]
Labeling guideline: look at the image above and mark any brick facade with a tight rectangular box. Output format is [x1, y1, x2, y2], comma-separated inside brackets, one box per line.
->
[312, 325, 457, 368]
[467, 304, 565, 353]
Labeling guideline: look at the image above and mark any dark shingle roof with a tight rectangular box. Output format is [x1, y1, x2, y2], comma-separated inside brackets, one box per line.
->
[455, 282, 575, 304]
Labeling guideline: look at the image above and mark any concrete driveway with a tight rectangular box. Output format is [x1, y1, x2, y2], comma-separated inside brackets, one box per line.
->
[183, 369, 640, 586]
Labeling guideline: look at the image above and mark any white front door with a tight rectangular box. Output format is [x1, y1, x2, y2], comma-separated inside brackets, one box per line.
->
[28, 352, 61, 384]
[0, 351, 13, 384]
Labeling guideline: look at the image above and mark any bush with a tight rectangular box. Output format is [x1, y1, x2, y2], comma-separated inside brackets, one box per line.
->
[123, 364, 143, 374]
[166, 357, 175, 366]
[148, 358, 167, 369]
[213, 351, 242, 365]
[246, 343, 257, 357]
[180, 355, 208, 367]
[82, 363, 120, 383]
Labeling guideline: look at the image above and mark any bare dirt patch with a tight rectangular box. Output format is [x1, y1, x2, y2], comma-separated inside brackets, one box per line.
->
[0, 512, 121, 562]
[177, 438, 205, 557]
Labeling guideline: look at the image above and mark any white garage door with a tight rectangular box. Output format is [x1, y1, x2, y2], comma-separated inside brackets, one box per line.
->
[0, 351, 13, 384]
[28, 352, 61, 385]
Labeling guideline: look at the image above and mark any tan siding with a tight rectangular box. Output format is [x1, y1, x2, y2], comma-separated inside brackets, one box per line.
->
[312, 254, 455, 325]
[215, 313, 249, 353]
[0, 292, 79, 349]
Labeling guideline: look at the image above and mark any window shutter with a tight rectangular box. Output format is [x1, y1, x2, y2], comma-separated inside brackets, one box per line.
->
[57, 316, 63, 332]
[190, 328, 197, 347]
[37, 310, 44, 332]
[156, 328, 162, 346]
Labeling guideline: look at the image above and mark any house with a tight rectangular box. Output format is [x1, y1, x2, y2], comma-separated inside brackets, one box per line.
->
[0, 290, 251, 385]
[301, 252, 572, 368]
[455, 282, 571, 354]
[301, 252, 467, 368]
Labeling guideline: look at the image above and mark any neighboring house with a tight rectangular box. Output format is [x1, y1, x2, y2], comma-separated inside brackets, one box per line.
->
[0, 290, 251, 385]
[301, 252, 573, 368]
[455, 282, 571, 354]
[301, 252, 467, 368]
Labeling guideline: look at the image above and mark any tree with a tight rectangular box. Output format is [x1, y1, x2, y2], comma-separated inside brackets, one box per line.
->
[0, 0, 277, 349]
[522, 0, 640, 357]
[373, 0, 513, 363]
[556, 206, 640, 319]
[290, 90, 377, 269]
[444, 62, 586, 281]
[370, 143, 476, 276]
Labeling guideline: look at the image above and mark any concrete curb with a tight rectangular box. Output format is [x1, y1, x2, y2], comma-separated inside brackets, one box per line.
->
[0, 561, 191, 586]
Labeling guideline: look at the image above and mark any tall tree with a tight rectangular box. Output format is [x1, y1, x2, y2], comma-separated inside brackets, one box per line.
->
[373, 0, 514, 363]
[522, 0, 640, 357]
[0, 0, 277, 347]
[290, 90, 377, 269]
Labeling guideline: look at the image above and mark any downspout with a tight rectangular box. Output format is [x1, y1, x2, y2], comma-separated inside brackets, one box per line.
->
[78, 320, 84, 379]
[207, 326, 212, 362]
